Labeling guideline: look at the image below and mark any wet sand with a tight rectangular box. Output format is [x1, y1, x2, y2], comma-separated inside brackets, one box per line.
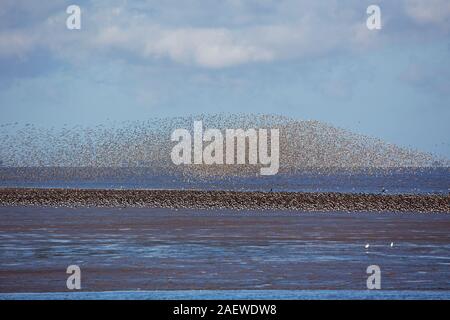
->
[0, 206, 449, 293]
[0, 188, 449, 213]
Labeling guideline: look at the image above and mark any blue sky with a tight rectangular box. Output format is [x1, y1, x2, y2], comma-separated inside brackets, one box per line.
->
[0, 0, 449, 157]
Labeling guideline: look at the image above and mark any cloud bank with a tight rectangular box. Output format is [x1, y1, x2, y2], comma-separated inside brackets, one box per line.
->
[1, 0, 449, 68]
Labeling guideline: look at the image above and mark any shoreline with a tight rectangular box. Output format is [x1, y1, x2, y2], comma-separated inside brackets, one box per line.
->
[0, 188, 448, 213]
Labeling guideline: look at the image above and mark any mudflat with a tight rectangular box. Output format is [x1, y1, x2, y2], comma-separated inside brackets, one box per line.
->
[0, 207, 449, 293]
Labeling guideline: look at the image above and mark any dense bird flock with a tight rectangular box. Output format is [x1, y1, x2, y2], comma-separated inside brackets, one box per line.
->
[0, 188, 448, 213]
[0, 114, 447, 181]
[1, 114, 448, 212]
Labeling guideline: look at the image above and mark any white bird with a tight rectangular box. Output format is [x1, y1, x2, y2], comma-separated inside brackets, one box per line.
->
[390, 242, 394, 247]
[365, 244, 370, 249]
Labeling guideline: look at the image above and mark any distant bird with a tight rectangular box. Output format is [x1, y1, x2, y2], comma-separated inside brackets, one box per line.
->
[390, 242, 394, 247]
[381, 188, 387, 194]
[365, 244, 370, 249]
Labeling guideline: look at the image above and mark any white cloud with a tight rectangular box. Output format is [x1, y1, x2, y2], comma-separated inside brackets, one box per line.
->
[404, 0, 450, 27]
[92, 20, 369, 68]
[145, 28, 274, 68]
[0, 1, 447, 68]
[0, 1, 378, 68]
[96, 25, 274, 68]
[0, 31, 36, 57]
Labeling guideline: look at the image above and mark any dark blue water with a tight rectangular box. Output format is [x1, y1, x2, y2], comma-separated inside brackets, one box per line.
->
[1, 290, 449, 300]
[1, 208, 449, 296]
[0, 167, 449, 194]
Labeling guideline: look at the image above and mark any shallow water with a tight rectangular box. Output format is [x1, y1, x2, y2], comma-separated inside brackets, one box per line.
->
[1, 290, 450, 300]
[0, 207, 449, 296]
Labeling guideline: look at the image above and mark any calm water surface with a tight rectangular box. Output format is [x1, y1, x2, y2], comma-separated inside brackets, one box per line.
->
[0, 207, 449, 296]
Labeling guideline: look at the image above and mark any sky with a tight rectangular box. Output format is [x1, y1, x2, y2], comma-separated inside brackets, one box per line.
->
[0, 0, 449, 157]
